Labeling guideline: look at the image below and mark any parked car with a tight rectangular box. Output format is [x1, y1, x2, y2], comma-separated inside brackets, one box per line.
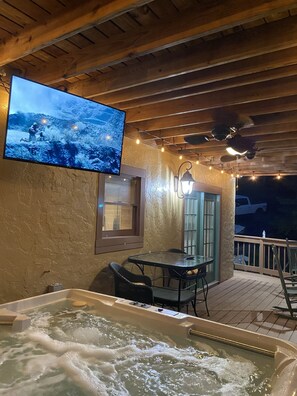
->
[235, 224, 245, 234]
[235, 195, 267, 216]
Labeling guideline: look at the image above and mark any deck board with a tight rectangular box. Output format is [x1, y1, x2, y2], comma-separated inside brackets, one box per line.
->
[191, 270, 297, 345]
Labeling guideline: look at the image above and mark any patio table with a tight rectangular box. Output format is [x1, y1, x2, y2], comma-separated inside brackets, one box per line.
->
[128, 251, 213, 315]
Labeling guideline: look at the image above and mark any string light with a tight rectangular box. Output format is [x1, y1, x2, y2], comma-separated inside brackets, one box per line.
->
[136, 138, 140, 145]
[161, 140, 165, 152]
[179, 149, 183, 160]
[208, 156, 214, 170]
[196, 154, 200, 165]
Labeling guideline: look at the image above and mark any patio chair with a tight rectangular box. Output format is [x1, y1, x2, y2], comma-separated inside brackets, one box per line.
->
[271, 245, 297, 319]
[109, 262, 154, 304]
[109, 262, 199, 315]
[165, 248, 209, 316]
[286, 238, 297, 275]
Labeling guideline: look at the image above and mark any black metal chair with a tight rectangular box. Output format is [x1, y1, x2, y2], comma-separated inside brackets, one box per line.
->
[271, 245, 297, 319]
[109, 262, 199, 315]
[109, 262, 154, 304]
[165, 248, 209, 316]
[286, 238, 297, 275]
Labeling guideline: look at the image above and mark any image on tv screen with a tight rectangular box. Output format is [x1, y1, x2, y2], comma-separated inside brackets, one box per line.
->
[3, 76, 126, 175]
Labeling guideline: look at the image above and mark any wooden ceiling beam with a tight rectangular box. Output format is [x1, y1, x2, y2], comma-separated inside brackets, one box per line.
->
[125, 76, 297, 122]
[24, 2, 297, 85]
[125, 95, 297, 134]
[177, 139, 297, 155]
[0, 0, 154, 67]
[68, 15, 297, 98]
[116, 64, 297, 110]
[252, 110, 297, 125]
[95, 59, 297, 107]
[141, 121, 297, 142]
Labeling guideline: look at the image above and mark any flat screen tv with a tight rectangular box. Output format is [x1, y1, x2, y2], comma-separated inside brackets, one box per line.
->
[3, 75, 126, 175]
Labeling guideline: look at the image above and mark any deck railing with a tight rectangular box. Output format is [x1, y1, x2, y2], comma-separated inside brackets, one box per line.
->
[234, 235, 290, 276]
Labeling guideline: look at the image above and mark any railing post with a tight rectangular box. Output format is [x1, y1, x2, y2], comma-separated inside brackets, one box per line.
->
[259, 238, 264, 274]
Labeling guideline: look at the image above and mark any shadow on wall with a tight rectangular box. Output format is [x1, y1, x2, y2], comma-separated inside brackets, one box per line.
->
[89, 266, 114, 296]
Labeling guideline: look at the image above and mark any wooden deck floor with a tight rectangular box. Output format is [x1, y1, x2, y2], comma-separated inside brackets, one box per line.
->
[193, 270, 297, 345]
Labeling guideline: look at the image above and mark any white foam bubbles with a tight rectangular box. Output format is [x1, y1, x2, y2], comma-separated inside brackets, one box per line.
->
[0, 305, 273, 395]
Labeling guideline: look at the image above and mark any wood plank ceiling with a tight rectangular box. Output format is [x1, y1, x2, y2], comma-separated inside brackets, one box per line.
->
[1, 0, 297, 176]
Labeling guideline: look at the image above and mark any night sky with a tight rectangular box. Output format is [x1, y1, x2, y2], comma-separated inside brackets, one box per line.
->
[235, 175, 297, 240]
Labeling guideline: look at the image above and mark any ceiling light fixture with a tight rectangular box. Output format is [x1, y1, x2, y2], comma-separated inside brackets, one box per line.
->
[174, 161, 195, 199]
[226, 146, 247, 156]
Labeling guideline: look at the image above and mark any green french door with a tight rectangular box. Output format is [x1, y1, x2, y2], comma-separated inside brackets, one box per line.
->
[183, 192, 220, 283]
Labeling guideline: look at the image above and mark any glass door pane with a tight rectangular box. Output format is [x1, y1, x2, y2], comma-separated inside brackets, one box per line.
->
[184, 192, 220, 283]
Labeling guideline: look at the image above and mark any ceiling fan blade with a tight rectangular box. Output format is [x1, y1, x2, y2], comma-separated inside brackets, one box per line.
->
[184, 135, 210, 145]
[212, 109, 254, 129]
[237, 115, 254, 128]
[227, 135, 255, 152]
[220, 155, 240, 163]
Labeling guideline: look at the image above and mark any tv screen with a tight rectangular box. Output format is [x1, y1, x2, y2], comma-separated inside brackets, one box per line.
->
[3, 75, 126, 175]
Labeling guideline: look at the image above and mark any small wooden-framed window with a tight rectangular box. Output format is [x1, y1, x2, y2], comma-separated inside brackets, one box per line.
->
[95, 164, 145, 254]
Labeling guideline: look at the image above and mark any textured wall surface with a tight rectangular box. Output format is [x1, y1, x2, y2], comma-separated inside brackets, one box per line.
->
[0, 89, 235, 303]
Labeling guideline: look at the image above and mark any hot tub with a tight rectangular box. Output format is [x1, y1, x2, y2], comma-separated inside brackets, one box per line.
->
[0, 289, 296, 395]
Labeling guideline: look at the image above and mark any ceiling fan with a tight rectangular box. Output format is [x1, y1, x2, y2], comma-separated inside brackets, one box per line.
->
[184, 111, 254, 146]
[220, 145, 263, 163]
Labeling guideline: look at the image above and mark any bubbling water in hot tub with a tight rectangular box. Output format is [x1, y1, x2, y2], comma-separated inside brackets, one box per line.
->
[0, 301, 272, 395]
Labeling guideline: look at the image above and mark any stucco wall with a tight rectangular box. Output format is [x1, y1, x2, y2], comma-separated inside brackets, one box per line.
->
[0, 89, 235, 303]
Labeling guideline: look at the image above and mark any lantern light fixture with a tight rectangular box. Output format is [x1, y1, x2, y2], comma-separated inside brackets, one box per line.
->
[174, 161, 195, 199]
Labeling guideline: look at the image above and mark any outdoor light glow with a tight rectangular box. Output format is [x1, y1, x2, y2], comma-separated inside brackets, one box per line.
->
[161, 146, 165, 152]
[226, 146, 247, 156]
[196, 160, 199, 165]
[136, 138, 140, 144]
[179, 154, 183, 160]
[181, 179, 193, 195]
[209, 165, 212, 170]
